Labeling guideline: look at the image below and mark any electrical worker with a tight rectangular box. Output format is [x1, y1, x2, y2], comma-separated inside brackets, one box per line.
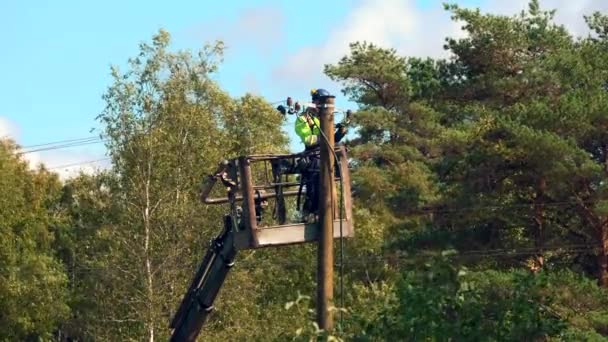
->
[294, 88, 349, 222]
[294, 88, 348, 149]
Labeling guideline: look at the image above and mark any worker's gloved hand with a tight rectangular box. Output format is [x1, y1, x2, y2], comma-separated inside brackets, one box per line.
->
[335, 122, 348, 134]
[336, 110, 353, 131]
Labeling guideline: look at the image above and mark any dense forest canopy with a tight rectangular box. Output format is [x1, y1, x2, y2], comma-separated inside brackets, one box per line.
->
[2, 1, 608, 340]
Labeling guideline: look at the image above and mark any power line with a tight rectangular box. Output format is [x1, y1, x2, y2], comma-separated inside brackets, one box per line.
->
[11, 98, 293, 154]
[65, 244, 603, 274]
[20, 136, 103, 149]
[9, 96, 303, 152]
[47, 158, 111, 170]
[18, 139, 106, 155]
[403, 200, 599, 216]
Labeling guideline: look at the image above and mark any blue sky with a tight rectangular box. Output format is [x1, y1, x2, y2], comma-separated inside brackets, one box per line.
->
[1, 0, 604, 177]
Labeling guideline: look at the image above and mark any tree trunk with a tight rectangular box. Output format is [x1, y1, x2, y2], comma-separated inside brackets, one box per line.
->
[603, 143, 608, 174]
[145, 160, 155, 342]
[598, 144, 608, 286]
[532, 177, 546, 272]
[598, 228, 608, 287]
[575, 198, 608, 287]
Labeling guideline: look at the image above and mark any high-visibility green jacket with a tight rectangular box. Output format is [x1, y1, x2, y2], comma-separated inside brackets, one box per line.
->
[295, 114, 320, 146]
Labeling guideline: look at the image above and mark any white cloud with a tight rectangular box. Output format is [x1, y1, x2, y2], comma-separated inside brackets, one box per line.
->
[27, 150, 110, 180]
[271, 0, 462, 91]
[0, 116, 20, 139]
[185, 5, 285, 56]
[0, 116, 109, 180]
[483, 0, 608, 37]
[270, 0, 607, 93]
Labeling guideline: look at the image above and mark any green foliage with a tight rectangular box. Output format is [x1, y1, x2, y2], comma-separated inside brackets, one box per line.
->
[433, 0, 608, 286]
[6, 1, 608, 340]
[320, 2, 608, 339]
[282, 257, 608, 341]
[0, 140, 70, 340]
[586, 12, 608, 41]
[325, 42, 410, 110]
[355, 256, 566, 341]
[280, 293, 345, 342]
[61, 29, 289, 341]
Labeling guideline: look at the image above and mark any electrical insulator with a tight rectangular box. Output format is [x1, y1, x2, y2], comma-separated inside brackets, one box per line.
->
[277, 105, 287, 115]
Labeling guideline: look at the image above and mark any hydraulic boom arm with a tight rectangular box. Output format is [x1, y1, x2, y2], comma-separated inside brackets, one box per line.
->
[169, 215, 237, 342]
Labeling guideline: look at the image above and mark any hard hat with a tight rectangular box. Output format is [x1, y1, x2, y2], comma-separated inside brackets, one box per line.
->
[311, 88, 331, 101]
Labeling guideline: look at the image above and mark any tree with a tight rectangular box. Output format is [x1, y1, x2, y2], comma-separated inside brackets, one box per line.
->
[91, 29, 288, 341]
[0, 139, 70, 340]
[437, 0, 608, 283]
[325, 42, 444, 271]
[53, 171, 123, 340]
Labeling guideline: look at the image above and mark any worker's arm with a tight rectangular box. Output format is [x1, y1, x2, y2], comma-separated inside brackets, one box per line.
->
[295, 115, 319, 146]
[334, 110, 352, 143]
[334, 124, 347, 143]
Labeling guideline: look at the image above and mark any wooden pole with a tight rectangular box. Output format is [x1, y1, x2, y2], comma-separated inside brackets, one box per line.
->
[317, 94, 335, 331]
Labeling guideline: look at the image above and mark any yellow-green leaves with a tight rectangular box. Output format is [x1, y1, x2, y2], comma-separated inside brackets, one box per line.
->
[0, 141, 70, 340]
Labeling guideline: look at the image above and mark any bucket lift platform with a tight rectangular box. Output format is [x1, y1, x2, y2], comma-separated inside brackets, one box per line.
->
[169, 146, 354, 341]
[199, 145, 354, 250]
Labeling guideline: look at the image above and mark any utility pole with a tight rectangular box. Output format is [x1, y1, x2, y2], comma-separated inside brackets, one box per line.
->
[317, 93, 335, 331]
